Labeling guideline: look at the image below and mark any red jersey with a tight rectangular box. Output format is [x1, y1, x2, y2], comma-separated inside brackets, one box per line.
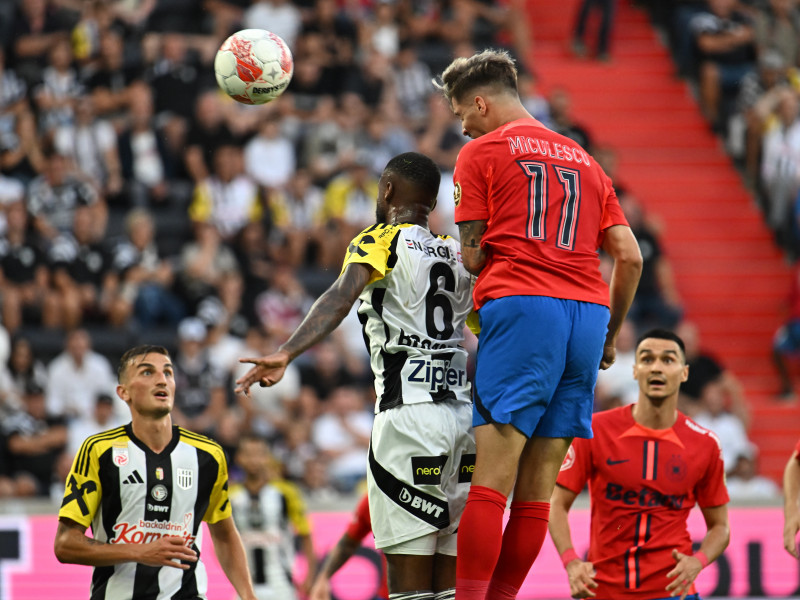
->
[556, 405, 729, 600]
[453, 118, 628, 310]
[345, 495, 388, 600]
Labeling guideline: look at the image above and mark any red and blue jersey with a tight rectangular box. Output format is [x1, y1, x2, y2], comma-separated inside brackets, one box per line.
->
[557, 405, 729, 600]
[453, 118, 628, 310]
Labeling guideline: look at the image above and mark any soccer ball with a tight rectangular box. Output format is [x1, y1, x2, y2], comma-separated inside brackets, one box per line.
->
[214, 29, 294, 105]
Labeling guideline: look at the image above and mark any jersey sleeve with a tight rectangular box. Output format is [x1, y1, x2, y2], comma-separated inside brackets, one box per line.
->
[345, 494, 372, 541]
[556, 437, 592, 494]
[202, 447, 233, 524]
[275, 480, 312, 536]
[453, 141, 490, 223]
[695, 437, 730, 508]
[598, 173, 629, 233]
[340, 225, 400, 284]
[58, 441, 103, 528]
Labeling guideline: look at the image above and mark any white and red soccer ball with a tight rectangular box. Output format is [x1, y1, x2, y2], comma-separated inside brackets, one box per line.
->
[214, 29, 294, 105]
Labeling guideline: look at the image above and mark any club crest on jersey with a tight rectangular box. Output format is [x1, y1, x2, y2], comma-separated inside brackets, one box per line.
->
[155, 467, 164, 480]
[666, 454, 687, 482]
[151, 484, 168, 501]
[177, 468, 194, 490]
[112, 446, 129, 467]
[453, 182, 462, 206]
[560, 445, 576, 471]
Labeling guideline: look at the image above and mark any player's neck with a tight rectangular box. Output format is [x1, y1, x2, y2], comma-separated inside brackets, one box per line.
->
[389, 208, 428, 228]
[131, 415, 174, 453]
[632, 398, 678, 430]
[244, 473, 269, 494]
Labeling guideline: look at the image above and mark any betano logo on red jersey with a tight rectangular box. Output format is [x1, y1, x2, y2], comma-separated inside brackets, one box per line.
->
[111, 513, 196, 546]
[605, 483, 687, 509]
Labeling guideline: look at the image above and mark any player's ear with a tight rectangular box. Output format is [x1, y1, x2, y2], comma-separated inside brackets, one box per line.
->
[116, 384, 129, 404]
[681, 364, 689, 383]
[384, 179, 395, 204]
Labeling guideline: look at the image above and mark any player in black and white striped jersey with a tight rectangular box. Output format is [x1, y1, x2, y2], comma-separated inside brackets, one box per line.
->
[54, 344, 258, 600]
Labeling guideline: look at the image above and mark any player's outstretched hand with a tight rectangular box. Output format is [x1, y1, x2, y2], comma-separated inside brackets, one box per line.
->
[309, 576, 332, 600]
[565, 559, 598, 598]
[784, 509, 800, 558]
[665, 549, 702, 599]
[600, 344, 616, 370]
[234, 351, 291, 396]
[138, 536, 197, 569]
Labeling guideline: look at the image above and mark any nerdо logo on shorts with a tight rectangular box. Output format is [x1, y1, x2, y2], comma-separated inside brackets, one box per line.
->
[458, 454, 475, 483]
[411, 455, 448, 485]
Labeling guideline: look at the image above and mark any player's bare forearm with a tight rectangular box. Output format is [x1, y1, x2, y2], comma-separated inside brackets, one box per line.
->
[548, 484, 579, 556]
[458, 220, 487, 275]
[208, 518, 258, 600]
[299, 534, 318, 593]
[321, 533, 362, 578]
[696, 505, 730, 564]
[602, 225, 642, 343]
[281, 263, 371, 360]
[784, 453, 800, 557]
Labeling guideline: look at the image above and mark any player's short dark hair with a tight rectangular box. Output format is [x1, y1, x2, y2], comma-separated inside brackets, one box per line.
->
[433, 49, 518, 104]
[384, 152, 441, 202]
[118, 345, 171, 382]
[635, 329, 686, 362]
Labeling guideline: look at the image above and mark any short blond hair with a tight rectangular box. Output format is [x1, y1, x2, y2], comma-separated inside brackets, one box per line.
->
[433, 49, 519, 104]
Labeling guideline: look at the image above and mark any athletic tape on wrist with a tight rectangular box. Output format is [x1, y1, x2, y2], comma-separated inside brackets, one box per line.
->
[560, 548, 580, 568]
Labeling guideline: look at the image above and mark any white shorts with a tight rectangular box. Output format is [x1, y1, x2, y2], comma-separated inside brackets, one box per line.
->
[367, 399, 475, 553]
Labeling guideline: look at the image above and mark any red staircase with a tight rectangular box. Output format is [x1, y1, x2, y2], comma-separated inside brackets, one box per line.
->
[524, 0, 795, 481]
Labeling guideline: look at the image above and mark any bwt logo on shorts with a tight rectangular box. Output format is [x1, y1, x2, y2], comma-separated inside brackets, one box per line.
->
[407, 358, 466, 391]
[411, 455, 448, 485]
[458, 454, 476, 483]
[398, 487, 446, 519]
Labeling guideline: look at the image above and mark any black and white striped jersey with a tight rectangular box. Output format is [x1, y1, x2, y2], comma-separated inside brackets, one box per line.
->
[341, 223, 474, 413]
[58, 424, 231, 600]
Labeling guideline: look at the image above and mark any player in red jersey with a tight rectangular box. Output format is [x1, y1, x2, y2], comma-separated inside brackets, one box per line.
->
[782, 438, 800, 557]
[433, 49, 643, 600]
[309, 494, 389, 600]
[550, 329, 730, 600]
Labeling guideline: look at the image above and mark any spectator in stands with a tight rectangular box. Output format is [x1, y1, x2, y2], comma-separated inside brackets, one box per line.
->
[53, 96, 124, 202]
[266, 169, 326, 267]
[255, 263, 314, 344]
[4, 335, 48, 412]
[621, 195, 684, 331]
[183, 90, 238, 184]
[46, 328, 119, 421]
[235, 326, 301, 441]
[690, 0, 757, 131]
[752, 0, 800, 69]
[82, 28, 142, 120]
[0, 49, 43, 182]
[725, 446, 780, 500]
[33, 37, 81, 134]
[197, 284, 248, 377]
[178, 220, 240, 313]
[27, 148, 106, 242]
[393, 42, 432, 127]
[693, 376, 753, 473]
[594, 318, 639, 410]
[571, 0, 618, 61]
[760, 87, 800, 251]
[108, 208, 184, 329]
[2, 381, 67, 497]
[676, 320, 750, 426]
[117, 82, 182, 208]
[244, 112, 296, 192]
[49, 204, 116, 329]
[65, 392, 125, 458]
[272, 420, 317, 483]
[0, 199, 60, 332]
[243, 0, 303, 50]
[231, 221, 273, 321]
[172, 316, 227, 437]
[298, 339, 360, 404]
[8, 0, 75, 86]
[773, 259, 800, 400]
[548, 87, 594, 151]
[310, 385, 372, 493]
[189, 144, 261, 241]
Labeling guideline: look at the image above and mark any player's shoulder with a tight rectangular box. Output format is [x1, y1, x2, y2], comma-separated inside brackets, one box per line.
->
[72, 425, 129, 475]
[592, 405, 631, 427]
[678, 413, 724, 451]
[178, 427, 227, 460]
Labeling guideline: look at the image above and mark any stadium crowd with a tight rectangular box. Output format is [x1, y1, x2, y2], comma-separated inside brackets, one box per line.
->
[0, 0, 778, 502]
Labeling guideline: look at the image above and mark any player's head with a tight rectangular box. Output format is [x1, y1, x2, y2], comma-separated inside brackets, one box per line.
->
[236, 434, 278, 479]
[633, 329, 689, 403]
[376, 152, 441, 224]
[116, 345, 174, 418]
[434, 49, 519, 138]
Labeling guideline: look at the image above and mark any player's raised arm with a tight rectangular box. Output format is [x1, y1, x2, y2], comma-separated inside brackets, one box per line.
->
[235, 262, 372, 394]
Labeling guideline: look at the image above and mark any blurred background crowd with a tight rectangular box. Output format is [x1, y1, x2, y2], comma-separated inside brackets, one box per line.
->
[0, 0, 796, 505]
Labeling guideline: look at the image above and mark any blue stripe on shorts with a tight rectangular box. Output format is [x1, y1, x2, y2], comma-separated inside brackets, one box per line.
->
[472, 295, 609, 439]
